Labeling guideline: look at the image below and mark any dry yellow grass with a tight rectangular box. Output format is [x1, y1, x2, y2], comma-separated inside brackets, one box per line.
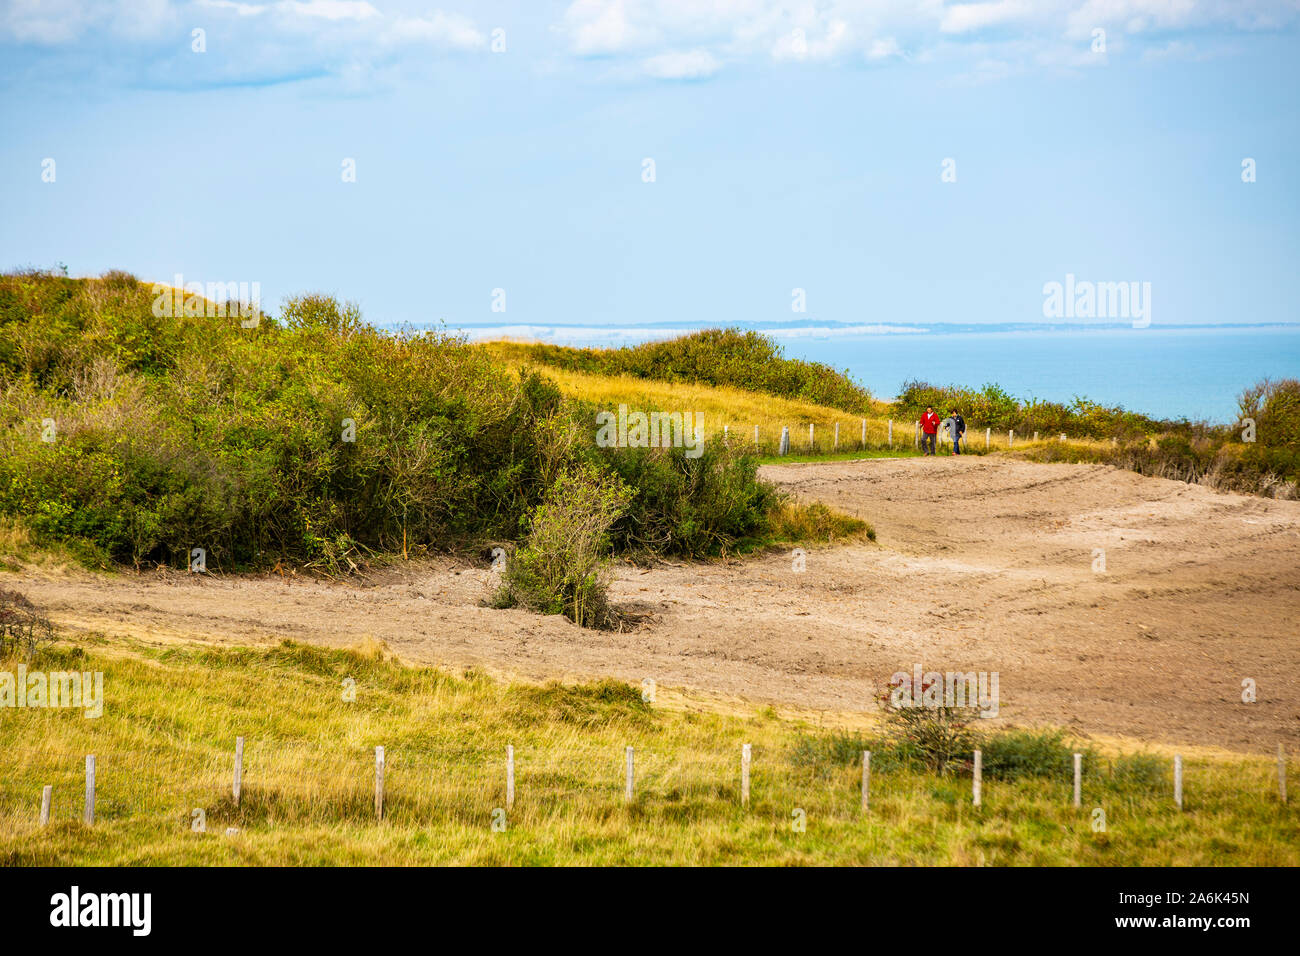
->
[2, 635, 1295, 866]
[480, 342, 905, 454]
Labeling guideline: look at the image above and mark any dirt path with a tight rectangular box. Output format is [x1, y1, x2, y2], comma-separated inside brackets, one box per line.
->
[12, 458, 1300, 751]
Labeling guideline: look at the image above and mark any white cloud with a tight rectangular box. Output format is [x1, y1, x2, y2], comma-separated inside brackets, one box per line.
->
[868, 36, 903, 59]
[279, 0, 379, 21]
[199, 0, 268, 16]
[771, 19, 854, 61]
[643, 47, 719, 78]
[940, 1, 1035, 35]
[1, 0, 177, 44]
[556, 0, 1300, 78]
[565, 0, 636, 54]
[388, 12, 484, 49]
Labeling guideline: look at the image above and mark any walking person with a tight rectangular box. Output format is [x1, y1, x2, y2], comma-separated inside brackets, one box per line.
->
[920, 406, 939, 456]
[949, 409, 966, 455]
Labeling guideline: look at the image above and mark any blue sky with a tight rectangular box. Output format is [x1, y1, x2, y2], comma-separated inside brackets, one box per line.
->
[1, 0, 1298, 330]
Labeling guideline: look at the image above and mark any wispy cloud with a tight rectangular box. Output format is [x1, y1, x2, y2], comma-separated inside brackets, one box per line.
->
[2, 0, 1296, 90]
[555, 0, 1300, 79]
[642, 48, 719, 79]
[0, 0, 490, 91]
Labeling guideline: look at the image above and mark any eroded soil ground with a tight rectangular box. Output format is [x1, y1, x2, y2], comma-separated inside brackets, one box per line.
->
[15, 458, 1300, 751]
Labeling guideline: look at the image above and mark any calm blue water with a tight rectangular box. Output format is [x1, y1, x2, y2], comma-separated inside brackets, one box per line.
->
[790, 328, 1300, 423]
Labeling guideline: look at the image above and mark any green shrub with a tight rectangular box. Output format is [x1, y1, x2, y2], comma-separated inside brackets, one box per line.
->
[496, 465, 633, 627]
[0, 272, 810, 571]
[978, 728, 1090, 781]
[0, 272, 568, 567]
[597, 436, 777, 557]
[1107, 752, 1168, 794]
[876, 678, 980, 776]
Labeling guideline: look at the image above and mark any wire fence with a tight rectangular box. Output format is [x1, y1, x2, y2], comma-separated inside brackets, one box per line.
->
[717, 419, 1055, 455]
[2, 738, 1291, 836]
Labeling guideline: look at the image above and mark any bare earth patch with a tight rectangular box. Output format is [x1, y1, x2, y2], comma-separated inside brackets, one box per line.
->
[11, 458, 1299, 752]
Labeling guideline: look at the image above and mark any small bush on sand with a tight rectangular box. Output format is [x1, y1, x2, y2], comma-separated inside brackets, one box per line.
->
[497, 465, 633, 628]
[0, 587, 56, 662]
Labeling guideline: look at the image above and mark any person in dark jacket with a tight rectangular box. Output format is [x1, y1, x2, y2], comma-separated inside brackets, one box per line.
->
[949, 409, 966, 454]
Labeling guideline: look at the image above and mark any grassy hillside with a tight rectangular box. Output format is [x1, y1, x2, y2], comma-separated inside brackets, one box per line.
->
[2, 633, 1294, 866]
[480, 330, 877, 415]
[486, 338, 1299, 497]
[478, 351, 914, 457]
[0, 271, 868, 586]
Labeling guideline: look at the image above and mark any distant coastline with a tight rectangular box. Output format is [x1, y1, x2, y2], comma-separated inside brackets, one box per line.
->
[385, 319, 1300, 346]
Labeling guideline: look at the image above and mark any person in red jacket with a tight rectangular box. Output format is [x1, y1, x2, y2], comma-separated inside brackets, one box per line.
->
[920, 406, 940, 456]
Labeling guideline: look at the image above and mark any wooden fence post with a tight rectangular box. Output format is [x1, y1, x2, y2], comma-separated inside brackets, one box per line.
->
[1009, 429, 1014, 447]
[861, 751, 871, 812]
[754, 425, 759, 446]
[833, 422, 839, 452]
[40, 785, 52, 826]
[809, 423, 814, 451]
[972, 750, 982, 807]
[779, 427, 790, 456]
[506, 745, 515, 810]
[886, 419, 891, 448]
[233, 736, 244, 806]
[1033, 431, 1039, 442]
[1073, 753, 1082, 808]
[741, 743, 751, 807]
[914, 421, 919, 449]
[985, 427, 990, 449]
[84, 755, 95, 825]
[375, 745, 385, 821]
[624, 747, 634, 803]
[1174, 754, 1183, 810]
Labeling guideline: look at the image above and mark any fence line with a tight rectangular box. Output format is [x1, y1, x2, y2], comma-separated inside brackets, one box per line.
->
[5, 738, 1290, 832]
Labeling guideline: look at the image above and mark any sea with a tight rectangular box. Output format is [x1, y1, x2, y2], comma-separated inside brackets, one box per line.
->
[426, 321, 1300, 425]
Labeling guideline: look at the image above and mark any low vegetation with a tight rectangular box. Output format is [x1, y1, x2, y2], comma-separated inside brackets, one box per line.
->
[0, 586, 55, 661]
[494, 465, 632, 628]
[0, 271, 869, 624]
[1, 632, 1292, 866]
[481, 329, 876, 415]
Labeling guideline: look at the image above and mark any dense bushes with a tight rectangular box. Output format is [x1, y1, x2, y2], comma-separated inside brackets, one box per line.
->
[0, 272, 572, 568]
[511, 329, 875, 414]
[0, 271, 813, 586]
[598, 436, 777, 557]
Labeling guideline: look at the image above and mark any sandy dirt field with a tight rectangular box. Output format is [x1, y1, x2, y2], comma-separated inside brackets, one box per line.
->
[13, 457, 1300, 751]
